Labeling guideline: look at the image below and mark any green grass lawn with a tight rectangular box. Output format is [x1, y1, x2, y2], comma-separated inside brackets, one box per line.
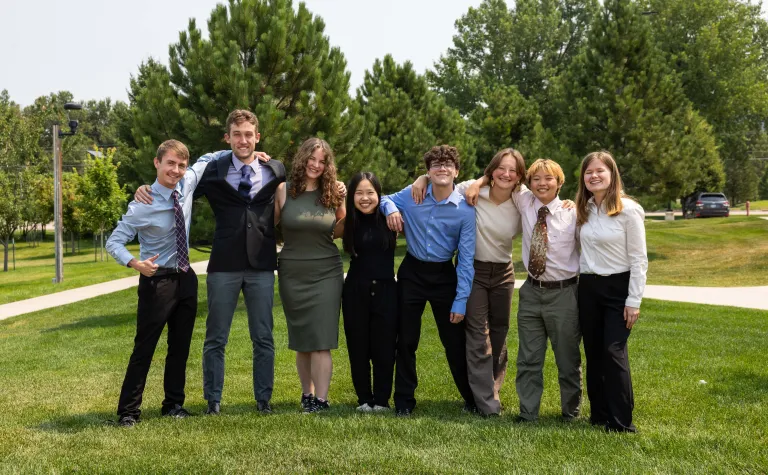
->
[2, 217, 767, 306]
[0, 283, 765, 473]
[0, 236, 211, 305]
[733, 199, 768, 210]
[644, 216, 768, 286]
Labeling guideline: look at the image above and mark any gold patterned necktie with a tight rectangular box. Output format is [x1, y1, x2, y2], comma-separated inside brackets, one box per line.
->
[528, 205, 550, 278]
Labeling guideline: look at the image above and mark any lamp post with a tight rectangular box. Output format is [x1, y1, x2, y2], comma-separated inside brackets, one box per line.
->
[52, 102, 82, 284]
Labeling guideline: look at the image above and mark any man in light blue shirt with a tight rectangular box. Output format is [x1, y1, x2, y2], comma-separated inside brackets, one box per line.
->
[106, 139, 209, 427]
[380, 145, 477, 416]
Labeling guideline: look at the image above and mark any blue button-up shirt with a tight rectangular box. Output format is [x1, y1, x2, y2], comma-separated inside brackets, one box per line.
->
[201, 150, 276, 199]
[381, 184, 476, 315]
[106, 157, 210, 268]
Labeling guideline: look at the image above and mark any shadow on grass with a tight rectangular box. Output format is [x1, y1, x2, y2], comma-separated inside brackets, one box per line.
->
[708, 370, 768, 404]
[41, 312, 136, 333]
[191, 245, 212, 254]
[35, 411, 117, 434]
[647, 251, 667, 262]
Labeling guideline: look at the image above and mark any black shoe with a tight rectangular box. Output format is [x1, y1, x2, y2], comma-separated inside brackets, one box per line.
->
[605, 424, 637, 433]
[118, 415, 139, 427]
[395, 408, 412, 417]
[305, 398, 330, 413]
[162, 404, 191, 418]
[462, 402, 480, 415]
[514, 415, 536, 424]
[301, 393, 315, 412]
[257, 400, 273, 415]
[205, 401, 221, 415]
[561, 414, 577, 423]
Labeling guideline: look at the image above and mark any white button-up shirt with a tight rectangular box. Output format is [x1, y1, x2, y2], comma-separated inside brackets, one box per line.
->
[579, 197, 648, 308]
[512, 187, 580, 281]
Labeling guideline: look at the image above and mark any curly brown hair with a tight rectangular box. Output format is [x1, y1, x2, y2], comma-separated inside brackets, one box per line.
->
[422, 145, 461, 171]
[289, 138, 343, 209]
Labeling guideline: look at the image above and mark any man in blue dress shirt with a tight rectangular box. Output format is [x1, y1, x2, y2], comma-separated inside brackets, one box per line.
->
[380, 145, 478, 416]
[106, 140, 208, 427]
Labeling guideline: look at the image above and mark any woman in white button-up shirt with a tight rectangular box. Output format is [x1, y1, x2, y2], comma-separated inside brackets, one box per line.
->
[575, 150, 648, 433]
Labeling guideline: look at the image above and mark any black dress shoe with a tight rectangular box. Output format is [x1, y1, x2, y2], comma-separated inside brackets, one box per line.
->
[163, 404, 191, 418]
[462, 402, 480, 415]
[513, 415, 536, 423]
[395, 408, 412, 417]
[205, 401, 221, 415]
[118, 415, 139, 427]
[257, 400, 273, 414]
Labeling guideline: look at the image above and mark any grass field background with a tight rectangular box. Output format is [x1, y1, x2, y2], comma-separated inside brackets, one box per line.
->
[2, 216, 767, 306]
[0, 280, 766, 473]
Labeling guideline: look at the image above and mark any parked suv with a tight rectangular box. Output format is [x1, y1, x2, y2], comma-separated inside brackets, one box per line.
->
[683, 192, 730, 218]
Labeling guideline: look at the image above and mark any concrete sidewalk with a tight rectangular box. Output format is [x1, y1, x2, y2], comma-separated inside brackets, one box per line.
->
[1, 260, 766, 321]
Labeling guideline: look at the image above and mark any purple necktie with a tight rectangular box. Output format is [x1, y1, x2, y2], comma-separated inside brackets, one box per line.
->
[172, 190, 190, 272]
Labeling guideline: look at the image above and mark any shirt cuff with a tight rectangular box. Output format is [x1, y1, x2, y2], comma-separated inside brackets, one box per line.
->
[381, 201, 399, 216]
[625, 296, 642, 308]
[114, 249, 135, 268]
[450, 300, 467, 315]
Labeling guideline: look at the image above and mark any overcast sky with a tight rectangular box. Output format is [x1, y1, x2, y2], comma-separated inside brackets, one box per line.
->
[0, 0, 482, 106]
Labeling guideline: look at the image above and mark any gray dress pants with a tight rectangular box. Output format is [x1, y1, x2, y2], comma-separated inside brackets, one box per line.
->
[202, 270, 275, 403]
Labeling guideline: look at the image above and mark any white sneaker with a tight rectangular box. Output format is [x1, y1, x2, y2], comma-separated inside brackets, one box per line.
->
[356, 403, 373, 412]
[370, 405, 390, 412]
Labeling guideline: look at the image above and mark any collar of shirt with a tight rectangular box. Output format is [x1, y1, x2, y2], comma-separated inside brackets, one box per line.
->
[533, 196, 563, 214]
[151, 179, 182, 201]
[426, 183, 462, 207]
[231, 155, 261, 172]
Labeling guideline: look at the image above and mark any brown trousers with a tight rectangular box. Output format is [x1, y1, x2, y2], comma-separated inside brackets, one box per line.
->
[465, 260, 515, 415]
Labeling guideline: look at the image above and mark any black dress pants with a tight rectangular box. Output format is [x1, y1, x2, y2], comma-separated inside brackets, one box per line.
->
[117, 269, 198, 419]
[578, 272, 635, 432]
[342, 274, 397, 407]
[394, 253, 473, 411]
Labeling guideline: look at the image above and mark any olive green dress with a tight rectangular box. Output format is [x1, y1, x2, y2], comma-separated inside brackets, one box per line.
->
[278, 183, 344, 352]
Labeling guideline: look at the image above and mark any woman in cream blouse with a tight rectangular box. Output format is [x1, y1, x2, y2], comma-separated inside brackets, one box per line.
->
[412, 148, 524, 415]
[575, 150, 648, 433]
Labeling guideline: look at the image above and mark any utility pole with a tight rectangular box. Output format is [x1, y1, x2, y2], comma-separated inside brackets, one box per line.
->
[52, 124, 64, 283]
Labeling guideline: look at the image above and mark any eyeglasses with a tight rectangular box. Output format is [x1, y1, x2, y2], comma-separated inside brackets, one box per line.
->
[429, 162, 456, 170]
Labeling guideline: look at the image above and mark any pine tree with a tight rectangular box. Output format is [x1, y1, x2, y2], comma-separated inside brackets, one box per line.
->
[555, 0, 723, 204]
[349, 55, 476, 192]
[128, 0, 361, 176]
[643, 0, 768, 203]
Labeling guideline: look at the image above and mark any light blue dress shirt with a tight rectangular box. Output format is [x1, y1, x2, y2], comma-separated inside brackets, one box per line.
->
[380, 184, 477, 315]
[200, 150, 276, 198]
[106, 157, 211, 268]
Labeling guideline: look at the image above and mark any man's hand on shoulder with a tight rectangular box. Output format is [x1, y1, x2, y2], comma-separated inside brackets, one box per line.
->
[135, 185, 153, 205]
[255, 151, 271, 162]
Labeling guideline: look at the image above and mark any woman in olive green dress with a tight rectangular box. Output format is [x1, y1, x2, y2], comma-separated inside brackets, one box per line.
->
[275, 137, 346, 413]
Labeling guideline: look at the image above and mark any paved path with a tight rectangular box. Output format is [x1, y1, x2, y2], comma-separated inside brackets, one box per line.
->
[1, 260, 766, 321]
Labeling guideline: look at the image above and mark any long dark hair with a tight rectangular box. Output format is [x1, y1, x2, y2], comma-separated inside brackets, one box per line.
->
[342, 172, 396, 257]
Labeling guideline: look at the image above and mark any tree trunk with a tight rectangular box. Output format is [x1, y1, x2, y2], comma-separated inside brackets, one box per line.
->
[2, 238, 7, 272]
[70, 231, 75, 254]
[100, 228, 105, 262]
[94, 234, 97, 262]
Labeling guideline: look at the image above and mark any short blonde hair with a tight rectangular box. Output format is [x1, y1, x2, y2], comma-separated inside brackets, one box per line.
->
[156, 139, 189, 164]
[526, 158, 565, 191]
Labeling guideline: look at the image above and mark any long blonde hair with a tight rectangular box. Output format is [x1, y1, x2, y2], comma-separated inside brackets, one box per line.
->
[289, 137, 343, 209]
[575, 151, 625, 226]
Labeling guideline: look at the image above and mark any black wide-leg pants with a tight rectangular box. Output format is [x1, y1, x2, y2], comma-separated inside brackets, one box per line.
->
[342, 274, 398, 407]
[117, 269, 198, 419]
[578, 271, 636, 432]
[394, 253, 473, 412]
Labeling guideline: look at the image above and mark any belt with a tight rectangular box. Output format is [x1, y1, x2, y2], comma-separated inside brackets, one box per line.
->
[153, 267, 185, 277]
[579, 271, 630, 280]
[404, 252, 454, 272]
[526, 275, 578, 289]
